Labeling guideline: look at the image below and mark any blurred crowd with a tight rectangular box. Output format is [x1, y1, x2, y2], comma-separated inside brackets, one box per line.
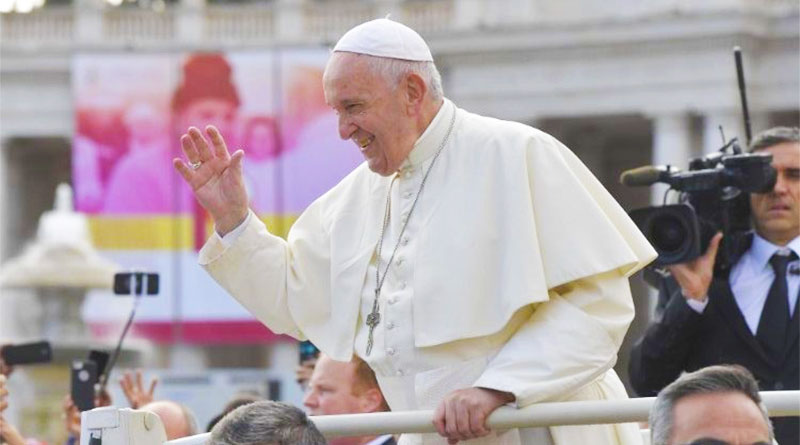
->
[0, 348, 394, 445]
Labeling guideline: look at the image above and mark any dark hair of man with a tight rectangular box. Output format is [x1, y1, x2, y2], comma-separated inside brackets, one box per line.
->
[649, 365, 773, 445]
[206, 392, 263, 432]
[352, 356, 390, 411]
[209, 400, 327, 445]
[748, 126, 800, 153]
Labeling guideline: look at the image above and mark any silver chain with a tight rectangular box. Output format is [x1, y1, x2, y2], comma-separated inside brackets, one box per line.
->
[366, 110, 457, 354]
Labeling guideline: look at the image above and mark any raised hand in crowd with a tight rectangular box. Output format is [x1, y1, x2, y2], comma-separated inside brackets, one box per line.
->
[119, 370, 158, 409]
[667, 232, 723, 301]
[62, 385, 113, 441]
[173, 126, 249, 236]
[1, 375, 26, 445]
[62, 396, 82, 438]
[0, 347, 13, 378]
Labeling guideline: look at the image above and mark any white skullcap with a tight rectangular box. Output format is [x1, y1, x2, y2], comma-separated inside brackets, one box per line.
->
[333, 18, 433, 62]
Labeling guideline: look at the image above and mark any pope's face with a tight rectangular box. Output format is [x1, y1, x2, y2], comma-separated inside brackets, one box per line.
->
[323, 53, 419, 176]
[669, 391, 772, 445]
[750, 141, 800, 245]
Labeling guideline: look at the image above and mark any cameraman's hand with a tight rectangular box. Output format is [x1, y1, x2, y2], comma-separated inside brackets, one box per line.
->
[174, 126, 249, 236]
[668, 232, 723, 301]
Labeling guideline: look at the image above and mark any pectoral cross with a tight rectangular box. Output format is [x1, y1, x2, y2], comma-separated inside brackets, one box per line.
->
[365, 290, 381, 356]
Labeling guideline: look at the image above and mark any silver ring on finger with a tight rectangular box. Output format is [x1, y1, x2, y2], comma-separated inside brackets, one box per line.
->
[189, 160, 202, 170]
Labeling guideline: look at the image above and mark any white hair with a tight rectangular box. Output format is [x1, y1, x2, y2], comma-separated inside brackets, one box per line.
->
[210, 401, 326, 445]
[330, 52, 443, 102]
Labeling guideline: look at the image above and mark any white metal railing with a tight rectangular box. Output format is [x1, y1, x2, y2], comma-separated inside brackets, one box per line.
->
[165, 391, 800, 444]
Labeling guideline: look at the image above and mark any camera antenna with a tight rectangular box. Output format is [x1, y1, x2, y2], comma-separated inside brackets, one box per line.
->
[734, 46, 753, 145]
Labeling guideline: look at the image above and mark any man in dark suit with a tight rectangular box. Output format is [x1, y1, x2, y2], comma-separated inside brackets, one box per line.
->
[304, 354, 395, 445]
[630, 126, 800, 445]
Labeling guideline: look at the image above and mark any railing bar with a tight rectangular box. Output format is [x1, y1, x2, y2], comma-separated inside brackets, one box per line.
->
[165, 391, 800, 444]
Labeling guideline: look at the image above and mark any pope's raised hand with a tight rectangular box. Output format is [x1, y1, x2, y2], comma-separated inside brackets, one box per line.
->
[174, 126, 249, 236]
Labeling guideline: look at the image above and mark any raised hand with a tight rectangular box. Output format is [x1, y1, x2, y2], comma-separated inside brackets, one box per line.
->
[668, 232, 723, 301]
[119, 370, 157, 409]
[62, 395, 81, 437]
[0, 375, 8, 414]
[174, 125, 249, 236]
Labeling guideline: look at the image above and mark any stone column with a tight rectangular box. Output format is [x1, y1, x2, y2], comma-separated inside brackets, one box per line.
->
[453, 0, 482, 30]
[0, 137, 5, 262]
[650, 112, 693, 205]
[74, 0, 104, 43]
[702, 108, 769, 154]
[275, 0, 305, 42]
[176, 0, 205, 43]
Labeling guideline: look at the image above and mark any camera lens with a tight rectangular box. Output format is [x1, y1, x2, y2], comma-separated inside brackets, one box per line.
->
[651, 214, 687, 254]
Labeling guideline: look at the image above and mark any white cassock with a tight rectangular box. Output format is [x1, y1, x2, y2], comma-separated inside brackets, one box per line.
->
[199, 99, 657, 444]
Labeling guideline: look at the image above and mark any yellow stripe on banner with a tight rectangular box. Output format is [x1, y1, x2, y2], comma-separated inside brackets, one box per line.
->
[89, 216, 195, 250]
[88, 213, 301, 250]
[258, 214, 300, 240]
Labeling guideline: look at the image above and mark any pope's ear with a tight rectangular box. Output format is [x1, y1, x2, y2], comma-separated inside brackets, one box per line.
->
[404, 72, 427, 114]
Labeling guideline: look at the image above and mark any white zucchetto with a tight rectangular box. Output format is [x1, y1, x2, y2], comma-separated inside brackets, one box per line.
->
[333, 18, 434, 62]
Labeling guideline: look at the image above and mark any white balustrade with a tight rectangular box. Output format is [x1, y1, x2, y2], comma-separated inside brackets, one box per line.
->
[1, 0, 796, 49]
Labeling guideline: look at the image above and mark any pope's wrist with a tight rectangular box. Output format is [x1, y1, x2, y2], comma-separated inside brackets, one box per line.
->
[680, 288, 708, 302]
[214, 209, 249, 237]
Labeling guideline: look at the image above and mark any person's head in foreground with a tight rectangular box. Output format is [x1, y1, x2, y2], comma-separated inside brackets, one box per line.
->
[140, 400, 198, 440]
[209, 400, 327, 445]
[649, 365, 774, 445]
[323, 18, 444, 177]
[303, 354, 390, 445]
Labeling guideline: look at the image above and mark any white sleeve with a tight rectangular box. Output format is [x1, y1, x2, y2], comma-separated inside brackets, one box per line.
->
[199, 209, 304, 339]
[684, 296, 709, 314]
[217, 211, 253, 248]
[473, 269, 633, 407]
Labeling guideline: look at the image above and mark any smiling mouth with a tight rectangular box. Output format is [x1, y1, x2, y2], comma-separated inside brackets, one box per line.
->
[355, 135, 374, 149]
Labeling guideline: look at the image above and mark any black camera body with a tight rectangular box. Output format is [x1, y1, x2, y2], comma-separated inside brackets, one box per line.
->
[622, 139, 776, 269]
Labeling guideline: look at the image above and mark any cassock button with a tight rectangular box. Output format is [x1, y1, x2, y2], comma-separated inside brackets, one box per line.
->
[396, 257, 404, 267]
[386, 347, 396, 356]
[386, 321, 395, 330]
[399, 281, 407, 290]
[401, 236, 409, 245]
[388, 296, 398, 305]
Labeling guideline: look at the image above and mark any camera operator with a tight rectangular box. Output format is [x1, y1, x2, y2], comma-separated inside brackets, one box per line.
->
[629, 126, 800, 445]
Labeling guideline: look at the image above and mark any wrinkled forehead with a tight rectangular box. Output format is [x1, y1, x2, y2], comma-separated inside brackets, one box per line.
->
[323, 52, 385, 104]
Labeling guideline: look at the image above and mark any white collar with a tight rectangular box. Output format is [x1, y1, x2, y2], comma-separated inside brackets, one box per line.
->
[749, 232, 800, 271]
[401, 98, 455, 169]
